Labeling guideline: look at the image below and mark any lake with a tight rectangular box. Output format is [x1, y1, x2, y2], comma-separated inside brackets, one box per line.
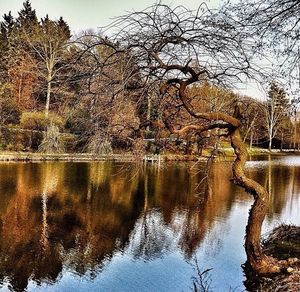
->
[0, 155, 299, 291]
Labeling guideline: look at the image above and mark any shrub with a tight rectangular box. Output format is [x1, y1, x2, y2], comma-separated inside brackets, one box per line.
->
[0, 99, 21, 125]
[87, 135, 113, 155]
[62, 134, 77, 153]
[5, 141, 23, 152]
[5, 143, 14, 151]
[20, 112, 64, 131]
[23, 130, 43, 150]
[1, 126, 43, 151]
[65, 107, 90, 135]
[39, 123, 64, 153]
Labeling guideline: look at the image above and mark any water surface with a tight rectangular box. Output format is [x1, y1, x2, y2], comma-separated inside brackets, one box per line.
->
[0, 155, 299, 291]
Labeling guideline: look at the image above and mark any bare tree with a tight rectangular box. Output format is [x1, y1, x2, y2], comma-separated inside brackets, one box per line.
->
[221, 0, 300, 83]
[20, 15, 71, 116]
[264, 81, 290, 150]
[65, 32, 141, 153]
[92, 3, 298, 275]
[240, 96, 265, 149]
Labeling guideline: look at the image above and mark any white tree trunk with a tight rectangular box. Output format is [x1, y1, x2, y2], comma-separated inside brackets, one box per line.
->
[45, 76, 51, 117]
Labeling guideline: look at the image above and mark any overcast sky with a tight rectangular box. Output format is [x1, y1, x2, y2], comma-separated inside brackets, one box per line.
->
[0, 0, 266, 99]
[0, 0, 220, 32]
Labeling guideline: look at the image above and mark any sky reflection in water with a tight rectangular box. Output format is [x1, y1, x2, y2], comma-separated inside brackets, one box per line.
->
[0, 155, 299, 291]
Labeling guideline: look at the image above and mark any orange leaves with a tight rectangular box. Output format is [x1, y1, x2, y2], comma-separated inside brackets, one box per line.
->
[8, 52, 38, 111]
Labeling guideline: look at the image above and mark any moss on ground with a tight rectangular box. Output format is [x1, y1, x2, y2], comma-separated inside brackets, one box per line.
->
[244, 225, 300, 292]
[263, 225, 300, 260]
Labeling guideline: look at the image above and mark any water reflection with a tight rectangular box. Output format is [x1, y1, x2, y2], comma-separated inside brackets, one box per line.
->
[247, 156, 300, 223]
[0, 156, 299, 291]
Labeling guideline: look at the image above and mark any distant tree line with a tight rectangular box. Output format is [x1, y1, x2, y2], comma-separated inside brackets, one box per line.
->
[0, 0, 299, 154]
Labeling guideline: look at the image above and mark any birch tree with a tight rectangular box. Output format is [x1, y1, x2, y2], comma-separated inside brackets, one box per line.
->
[265, 82, 289, 150]
[23, 15, 71, 116]
[1, 1, 71, 115]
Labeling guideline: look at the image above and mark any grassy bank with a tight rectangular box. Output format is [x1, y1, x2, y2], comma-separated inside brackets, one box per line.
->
[0, 151, 136, 162]
[244, 225, 300, 292]
[0, 151, 201, 162]
[0, 147, 297, 162]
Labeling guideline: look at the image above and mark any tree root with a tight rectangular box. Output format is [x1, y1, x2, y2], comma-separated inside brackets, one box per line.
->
[244, 225, 300, 291]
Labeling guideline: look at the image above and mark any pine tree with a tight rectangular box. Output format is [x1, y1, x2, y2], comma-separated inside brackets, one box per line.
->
[16, 0, 38, 27]
[0, 12, 15, 80]
[1, 12, 14, 35]
[58, 17, 71, 39]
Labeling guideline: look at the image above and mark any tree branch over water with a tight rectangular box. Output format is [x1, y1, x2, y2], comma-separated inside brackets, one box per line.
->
[88, 3, 300, 276]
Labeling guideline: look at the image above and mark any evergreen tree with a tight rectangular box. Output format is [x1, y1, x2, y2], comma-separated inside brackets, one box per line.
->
[16, 0, 38, 27]
[58, 17, 71, 39]
[1, 12, 15, 35]
[0, 1, 72, 113]
[0, 12, 15, 80]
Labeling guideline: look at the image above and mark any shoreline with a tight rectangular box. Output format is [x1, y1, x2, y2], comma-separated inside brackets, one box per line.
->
[0, 149, 299, 162]
[0, 152, 136, 162]
[0, 152, 201, 162]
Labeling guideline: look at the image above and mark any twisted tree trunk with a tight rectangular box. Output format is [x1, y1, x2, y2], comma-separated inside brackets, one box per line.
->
[164, 79, 298, 275]
[230, 127, 282, 274]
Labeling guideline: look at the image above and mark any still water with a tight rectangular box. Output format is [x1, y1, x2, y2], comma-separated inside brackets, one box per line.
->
[0, 155, 299, 292]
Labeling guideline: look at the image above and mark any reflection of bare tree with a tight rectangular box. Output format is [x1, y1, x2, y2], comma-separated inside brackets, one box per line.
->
[0, 163, 144, 291]
[0, 161, 235, 291]
[177, 162, 235, 257]
[0, 159, 299, 290]
[40, 192, 48, 251]
[127, 163, 237, 260]
[248, 158, 300, 222]
[39, 163, 61, 252]
[128, 210, 177, 260]
[288, 165, 300, 218]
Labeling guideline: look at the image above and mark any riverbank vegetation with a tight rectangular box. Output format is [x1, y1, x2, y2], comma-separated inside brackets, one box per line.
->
[244, 225, 300, 291]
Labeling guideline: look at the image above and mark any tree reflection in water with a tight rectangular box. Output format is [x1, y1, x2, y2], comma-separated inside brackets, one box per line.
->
[0, 158, 299, 291]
